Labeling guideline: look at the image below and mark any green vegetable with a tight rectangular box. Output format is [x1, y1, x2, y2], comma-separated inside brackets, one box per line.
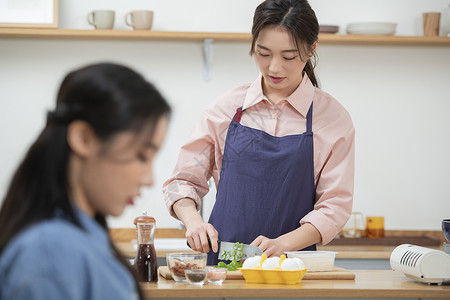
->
[227, 260, 243, 271]
[216, 242, 244, 271]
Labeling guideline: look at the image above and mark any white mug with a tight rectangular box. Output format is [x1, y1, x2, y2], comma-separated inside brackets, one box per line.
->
[87, 10, 115, 30]
[124, 10, 154, 30]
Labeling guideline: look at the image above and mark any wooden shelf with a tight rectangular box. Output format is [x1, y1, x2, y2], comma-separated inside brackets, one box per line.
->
[320, 33, 450, 46]
[0, 28, 250, 42]
[1, 28, 450, 46]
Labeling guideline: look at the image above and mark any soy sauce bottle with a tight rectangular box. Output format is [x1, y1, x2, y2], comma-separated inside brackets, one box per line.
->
[133, 212, 158, 283]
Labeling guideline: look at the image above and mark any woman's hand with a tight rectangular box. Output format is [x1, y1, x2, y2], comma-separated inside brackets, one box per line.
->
[185, 219, 219, 253]
[251, 223, 322, 257]
[173, 198, 219, 253]
[250, 235, 289, 257]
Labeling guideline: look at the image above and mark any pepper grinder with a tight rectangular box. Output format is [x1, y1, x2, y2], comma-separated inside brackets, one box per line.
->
[133, 211, 158, 283]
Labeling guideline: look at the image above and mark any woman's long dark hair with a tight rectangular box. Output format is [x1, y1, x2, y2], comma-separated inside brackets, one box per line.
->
[250, 0, 320, 87]
[0, 63, 171, 299]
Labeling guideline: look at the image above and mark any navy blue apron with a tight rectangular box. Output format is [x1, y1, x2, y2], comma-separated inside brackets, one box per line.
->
[207, 102, 316, 265]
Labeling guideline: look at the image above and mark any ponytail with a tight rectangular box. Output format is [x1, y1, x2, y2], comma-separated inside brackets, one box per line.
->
[304, 59, 319, 88]
[0, 122, 78, 253]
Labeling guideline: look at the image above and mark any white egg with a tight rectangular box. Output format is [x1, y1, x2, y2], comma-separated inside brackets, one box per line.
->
[242, 256, 261, 269]
[281, 258, 303, 270]
[261, 257, 280, 270]
[293, 258, 305, 269]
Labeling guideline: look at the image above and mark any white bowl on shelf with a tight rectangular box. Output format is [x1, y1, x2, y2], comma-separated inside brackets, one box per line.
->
[346, 22, 397, 35]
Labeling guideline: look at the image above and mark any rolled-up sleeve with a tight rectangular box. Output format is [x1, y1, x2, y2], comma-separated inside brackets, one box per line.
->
[301, 106, 355, 245]
[163, 96, 236, 219]
[162, 123, 215, 219]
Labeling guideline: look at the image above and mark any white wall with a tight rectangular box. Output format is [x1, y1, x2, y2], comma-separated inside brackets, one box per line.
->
[1, 0, 450, 232]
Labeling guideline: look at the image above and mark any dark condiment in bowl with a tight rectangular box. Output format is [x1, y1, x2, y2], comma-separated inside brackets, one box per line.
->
[184, 269, 207, 285]
[185, 272, 206, 282]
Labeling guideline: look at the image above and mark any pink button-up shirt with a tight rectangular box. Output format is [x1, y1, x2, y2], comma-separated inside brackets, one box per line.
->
[163, 74, 355, 245]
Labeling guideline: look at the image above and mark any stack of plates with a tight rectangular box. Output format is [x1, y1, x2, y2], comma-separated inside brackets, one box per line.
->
[319, 25, 339, 34]
[346, 22, 397, 35]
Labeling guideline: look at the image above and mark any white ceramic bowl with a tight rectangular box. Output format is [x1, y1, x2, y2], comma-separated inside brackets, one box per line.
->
[346, 22, 397, 35]
[284, 251, 337, 272]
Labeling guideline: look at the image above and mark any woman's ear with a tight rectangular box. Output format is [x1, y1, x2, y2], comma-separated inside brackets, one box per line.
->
[309, 40, 318, 57]
[67, 121, 98, 158]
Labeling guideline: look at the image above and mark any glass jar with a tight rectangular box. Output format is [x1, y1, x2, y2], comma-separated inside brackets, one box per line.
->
[133, 213, 158, 283]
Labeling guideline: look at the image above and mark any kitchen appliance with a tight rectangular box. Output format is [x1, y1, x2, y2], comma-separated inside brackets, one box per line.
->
[390, 244, 450, 284]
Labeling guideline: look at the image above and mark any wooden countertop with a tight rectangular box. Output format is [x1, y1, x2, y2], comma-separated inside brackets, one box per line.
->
[116, 242, 442, 260]
[112, 228, 446, 260]
[141, 270, 450, 299]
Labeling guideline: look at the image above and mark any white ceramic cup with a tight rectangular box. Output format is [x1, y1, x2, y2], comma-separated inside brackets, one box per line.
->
[87, 10, 115, 30]
[124, 10, 154, 30]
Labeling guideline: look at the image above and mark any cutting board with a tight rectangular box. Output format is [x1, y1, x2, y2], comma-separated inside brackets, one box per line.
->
[158, 266, 355, 280]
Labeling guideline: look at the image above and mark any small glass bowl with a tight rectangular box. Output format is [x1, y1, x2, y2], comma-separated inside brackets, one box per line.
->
[184, 269, 207, 285]
[206, 267, 227, 284]
[166, 252, 207, 282]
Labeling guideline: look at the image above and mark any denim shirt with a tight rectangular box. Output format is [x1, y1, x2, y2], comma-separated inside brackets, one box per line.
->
[0, 208, 138, 300]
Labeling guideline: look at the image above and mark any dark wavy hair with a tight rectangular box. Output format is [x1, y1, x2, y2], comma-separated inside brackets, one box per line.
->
[0, 63, 171, 299]
[250, 0, 320, 87]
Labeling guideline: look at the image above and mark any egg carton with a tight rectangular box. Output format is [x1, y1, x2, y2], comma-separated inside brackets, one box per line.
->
[239, 254, 307, 284]
[239, 268, 307, 284]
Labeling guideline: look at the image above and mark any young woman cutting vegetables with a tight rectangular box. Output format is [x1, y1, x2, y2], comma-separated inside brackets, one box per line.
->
[163, 0, 355, 265]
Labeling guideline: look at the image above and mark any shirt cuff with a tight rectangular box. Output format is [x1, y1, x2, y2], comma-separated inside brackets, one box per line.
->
[163, 180, 203, 220]
[300, 210, 340, 245]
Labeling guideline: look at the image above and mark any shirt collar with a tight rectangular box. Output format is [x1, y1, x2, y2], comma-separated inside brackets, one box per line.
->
[243, 73, 315, 118]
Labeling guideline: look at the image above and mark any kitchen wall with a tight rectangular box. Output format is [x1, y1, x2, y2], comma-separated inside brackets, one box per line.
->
[1, 0, 449, 232]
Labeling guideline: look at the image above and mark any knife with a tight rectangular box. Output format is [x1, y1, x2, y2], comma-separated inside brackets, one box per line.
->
[186, 240, 263, 260]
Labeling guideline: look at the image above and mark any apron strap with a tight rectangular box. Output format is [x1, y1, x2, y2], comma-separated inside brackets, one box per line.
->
[306, 102, 313, 134]
[233, 107, 244, 123]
